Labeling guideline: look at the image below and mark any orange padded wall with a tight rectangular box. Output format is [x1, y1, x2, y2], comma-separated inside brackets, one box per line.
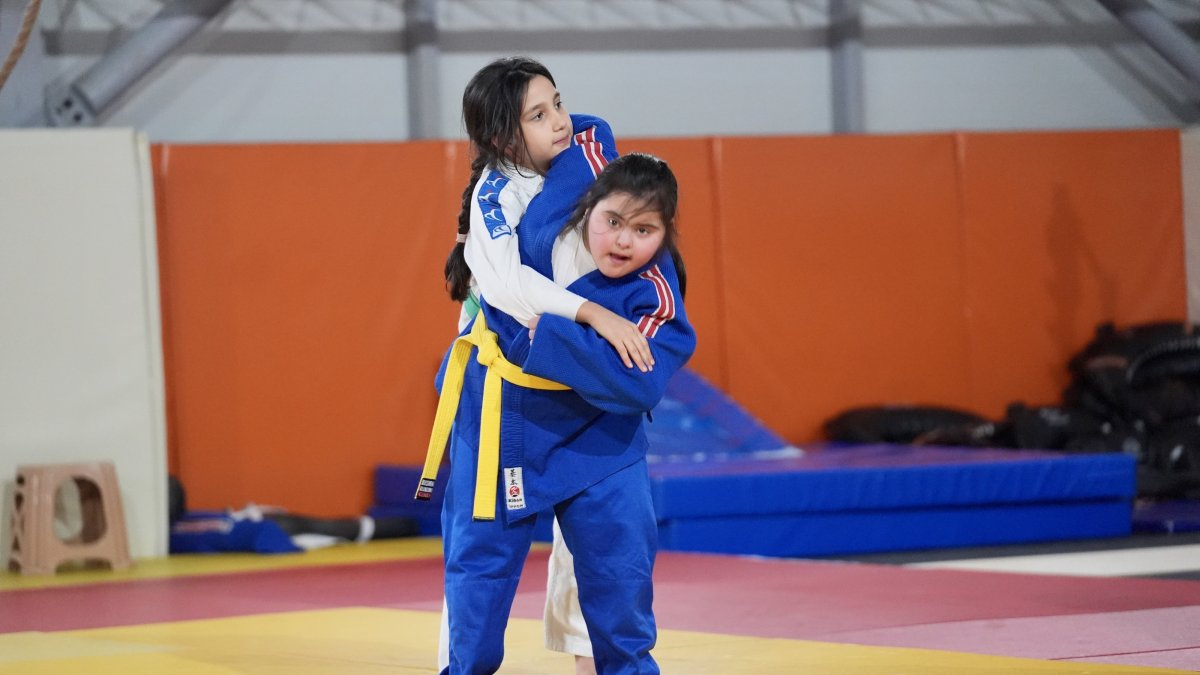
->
[156, 142, 464, 515]
[957, 130, 1185, 416]
[712, 134, 972, 443]
[711, 131, 1184, 442]
[623, 138, 727, 388]
[154, 130, 1185, 515]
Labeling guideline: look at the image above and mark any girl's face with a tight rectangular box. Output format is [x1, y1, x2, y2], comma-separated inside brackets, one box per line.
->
[517, 75, 571, 174]
[585, 192, 667, 278]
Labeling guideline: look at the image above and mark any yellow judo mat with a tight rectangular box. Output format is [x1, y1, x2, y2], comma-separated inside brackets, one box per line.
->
[0, 606, 1189, 674]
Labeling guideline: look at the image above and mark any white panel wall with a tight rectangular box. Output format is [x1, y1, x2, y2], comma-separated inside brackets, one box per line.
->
[0, 0, 48, 126]
[441, 50, 831, 140]
[104, 54, 412, 142]
[867, 43, 1197, 133]
[83, 40, 1194, 143]
[0, 129, 168, 560]
[23, 0, 1199, 142]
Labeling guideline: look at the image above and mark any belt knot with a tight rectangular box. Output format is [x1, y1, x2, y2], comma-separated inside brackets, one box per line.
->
[416, 311, 569, 521]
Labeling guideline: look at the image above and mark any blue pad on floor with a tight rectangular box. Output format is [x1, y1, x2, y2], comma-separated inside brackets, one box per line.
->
[651, 444, 1135, 557]
[373, 368, 1136, 556]
[1132, 499, 1200, 534]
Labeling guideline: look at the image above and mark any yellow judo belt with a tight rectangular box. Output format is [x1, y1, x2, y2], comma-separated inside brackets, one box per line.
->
[415, 312, 568, 520]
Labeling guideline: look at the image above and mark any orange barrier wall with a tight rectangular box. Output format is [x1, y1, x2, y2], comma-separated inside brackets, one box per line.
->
[710, 130, 1185, 442]
[957, 131, 1184, 417]
[154, 130, 1185, 516]
[155, 142, 464, 515]
[622, 138, 727, 386]
[714, 134, 973, 442]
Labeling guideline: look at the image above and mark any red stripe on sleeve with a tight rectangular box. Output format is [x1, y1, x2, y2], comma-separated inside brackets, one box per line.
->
[637, 265, 675, 338]
[573, 127, 604, 177]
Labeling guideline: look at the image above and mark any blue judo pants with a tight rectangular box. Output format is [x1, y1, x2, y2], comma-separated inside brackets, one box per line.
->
[440, 457, 659, 675]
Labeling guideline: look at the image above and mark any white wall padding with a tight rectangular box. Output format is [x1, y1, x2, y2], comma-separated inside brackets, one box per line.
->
[1184, 127, 1200, 324]
[0, 129, 168, 560]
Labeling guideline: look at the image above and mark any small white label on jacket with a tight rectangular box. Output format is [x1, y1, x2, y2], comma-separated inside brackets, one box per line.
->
[504, 467, 526, 511]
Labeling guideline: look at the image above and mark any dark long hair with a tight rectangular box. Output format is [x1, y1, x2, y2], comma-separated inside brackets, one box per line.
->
[445, 56, 555, 302]
[566, 153, 687, 297]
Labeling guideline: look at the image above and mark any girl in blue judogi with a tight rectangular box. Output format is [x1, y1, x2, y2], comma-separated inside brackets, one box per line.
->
[424, 150, 694, 674]
[433, 56, 646, 675]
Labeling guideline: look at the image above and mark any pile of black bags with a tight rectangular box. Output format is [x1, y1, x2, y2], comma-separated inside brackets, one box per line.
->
[823, 321, 1200, 499]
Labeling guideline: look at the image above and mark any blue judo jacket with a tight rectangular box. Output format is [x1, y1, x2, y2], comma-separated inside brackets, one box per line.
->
[441, 114, 696, 523]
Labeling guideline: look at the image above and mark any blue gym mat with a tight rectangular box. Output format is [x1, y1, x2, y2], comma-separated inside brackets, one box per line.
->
[1132, 499, 1200, 534]
[373, 369, 1136, 556]
[650, 443, 1133, 556]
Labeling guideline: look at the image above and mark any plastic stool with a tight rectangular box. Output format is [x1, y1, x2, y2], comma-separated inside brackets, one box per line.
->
[7, 462, 132, 575]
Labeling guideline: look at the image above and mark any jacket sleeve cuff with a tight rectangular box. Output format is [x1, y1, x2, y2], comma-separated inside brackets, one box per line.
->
[544, 294, 587, 324]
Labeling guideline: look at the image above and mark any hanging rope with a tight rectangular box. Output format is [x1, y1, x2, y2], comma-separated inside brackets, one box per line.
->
[0, 0, 43, 93]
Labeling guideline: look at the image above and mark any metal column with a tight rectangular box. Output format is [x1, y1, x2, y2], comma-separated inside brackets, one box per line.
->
[405, 0, 440, 140]
[829, 0, 865, 134]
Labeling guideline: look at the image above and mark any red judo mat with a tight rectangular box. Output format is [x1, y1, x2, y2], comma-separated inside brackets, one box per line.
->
[3, 548, 1199, 669]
